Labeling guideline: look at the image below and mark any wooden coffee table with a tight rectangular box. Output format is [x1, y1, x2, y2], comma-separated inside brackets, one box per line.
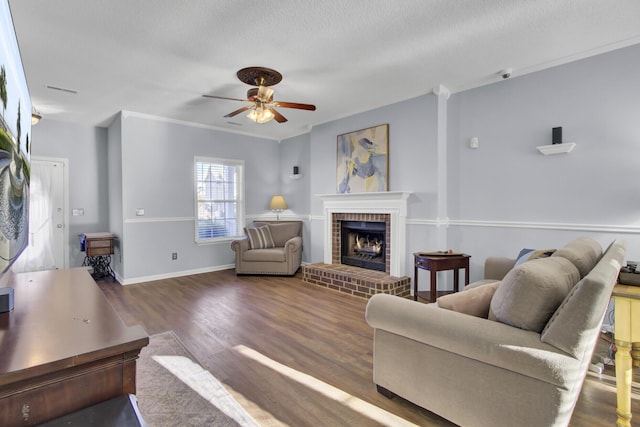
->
[413, 252, 470, 303]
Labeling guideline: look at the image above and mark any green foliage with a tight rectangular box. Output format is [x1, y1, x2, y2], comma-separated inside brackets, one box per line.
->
[0, 127, 12, 152]
[0, 65, 7, 112]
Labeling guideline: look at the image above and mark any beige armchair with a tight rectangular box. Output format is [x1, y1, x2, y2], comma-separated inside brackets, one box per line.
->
[230, 221, 302, 275]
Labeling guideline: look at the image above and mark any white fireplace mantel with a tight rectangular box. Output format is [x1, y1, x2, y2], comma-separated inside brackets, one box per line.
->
[318, 191, 412, 277]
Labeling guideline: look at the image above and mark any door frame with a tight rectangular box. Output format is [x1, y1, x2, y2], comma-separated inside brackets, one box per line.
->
[32, 156, 70, 269]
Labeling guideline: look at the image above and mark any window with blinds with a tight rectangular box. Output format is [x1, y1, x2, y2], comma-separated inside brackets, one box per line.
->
[194, 157, 244, 242]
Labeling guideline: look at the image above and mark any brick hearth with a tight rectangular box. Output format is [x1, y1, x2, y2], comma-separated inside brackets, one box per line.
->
[302, 263, 411, 299]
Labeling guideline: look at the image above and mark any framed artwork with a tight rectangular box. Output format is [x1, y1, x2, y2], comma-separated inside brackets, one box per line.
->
[1, 0, 32, 274]
[336, 124, 388, 193]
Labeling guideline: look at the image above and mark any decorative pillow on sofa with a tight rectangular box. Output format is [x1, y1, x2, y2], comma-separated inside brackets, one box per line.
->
[245, 225, 275, 249]
[253, 221, 301, 247]
[490, 257, 580, 332]
[437, 281, 501, 318]
[551, 237, 602, 278]
[515, 248, 556, 266]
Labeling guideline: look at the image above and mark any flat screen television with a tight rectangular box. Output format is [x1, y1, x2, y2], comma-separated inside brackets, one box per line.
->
[0, 0, 31, 286]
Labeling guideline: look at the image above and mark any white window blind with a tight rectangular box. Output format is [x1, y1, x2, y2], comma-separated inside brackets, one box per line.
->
[194, 157, 244, 242]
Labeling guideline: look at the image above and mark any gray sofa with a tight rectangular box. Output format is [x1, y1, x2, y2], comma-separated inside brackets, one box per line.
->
[230, 220, 302, 275]
[365, 238, 626, 427]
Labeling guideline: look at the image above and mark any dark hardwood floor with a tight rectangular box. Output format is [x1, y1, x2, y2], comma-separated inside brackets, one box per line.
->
[97, 269, 638, 426]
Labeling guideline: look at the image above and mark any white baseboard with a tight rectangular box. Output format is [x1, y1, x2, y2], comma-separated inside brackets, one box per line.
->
[118, 264, 235, 285]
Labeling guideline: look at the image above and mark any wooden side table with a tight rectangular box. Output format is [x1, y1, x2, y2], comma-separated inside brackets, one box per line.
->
[611, 284, 640, 427]
[414, 252, 470, 303]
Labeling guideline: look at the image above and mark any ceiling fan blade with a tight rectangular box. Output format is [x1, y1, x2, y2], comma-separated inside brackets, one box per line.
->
[271, 108, 288, 123]
[202, 94, 249, 102]
[224, 105, 253, 118]
[273, 101, 316, 111]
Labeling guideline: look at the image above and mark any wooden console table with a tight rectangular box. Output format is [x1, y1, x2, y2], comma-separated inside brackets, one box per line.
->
[414, 252, 470, 303]
[612, 284, 640, 427]
[0, 268, 148, 426]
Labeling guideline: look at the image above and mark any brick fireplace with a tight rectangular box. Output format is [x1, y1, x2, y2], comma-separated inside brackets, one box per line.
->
[302, 192, 412, 298]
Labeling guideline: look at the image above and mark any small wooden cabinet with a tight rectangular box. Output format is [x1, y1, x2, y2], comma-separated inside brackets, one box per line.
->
[81, 232, 116, 278]
[84, 234, 115, 256]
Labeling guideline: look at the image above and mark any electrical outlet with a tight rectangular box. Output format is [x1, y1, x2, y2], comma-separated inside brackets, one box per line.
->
[172, 253, 177, 260]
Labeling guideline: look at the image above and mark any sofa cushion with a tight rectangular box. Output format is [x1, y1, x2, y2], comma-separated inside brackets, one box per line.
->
[245, 225, 275, 249]
[542, 239, 626, 357]
[551, 237, 602, 278]
[515, 248, 556, 266]
[437, 282, 500, 318]
[242, 247, 286, 262]
[490, 257, 580, 332]
[254, 222, 301, 246]
[465, 279, 500, 290]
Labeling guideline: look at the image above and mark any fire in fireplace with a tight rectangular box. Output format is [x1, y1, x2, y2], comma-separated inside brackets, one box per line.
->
[340, 221, 386, 271]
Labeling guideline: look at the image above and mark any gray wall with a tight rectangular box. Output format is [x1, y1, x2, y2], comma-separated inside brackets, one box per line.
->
[304, 43, 640, 286]
[107, 115, 123, 275]
[31, 119, 109, 267]
[308, 93, 439, 276]
[279, 133, 311, 262]
[447, 43, 640, 282]
[29, 43, 640, 285]
[115, 113, 280, 281]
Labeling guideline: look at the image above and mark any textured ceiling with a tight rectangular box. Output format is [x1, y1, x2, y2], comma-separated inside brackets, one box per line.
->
[8, 0, 640, 141]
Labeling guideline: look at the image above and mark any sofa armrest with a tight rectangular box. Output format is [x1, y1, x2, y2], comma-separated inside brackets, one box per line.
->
[230, 237, 250, 253]
[365, 294, 579, 387]
[284, 236, 302, 253]
[484, 256, 516, 280]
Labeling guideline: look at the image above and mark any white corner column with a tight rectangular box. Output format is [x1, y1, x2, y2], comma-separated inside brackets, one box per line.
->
[433, 84, 450, 249]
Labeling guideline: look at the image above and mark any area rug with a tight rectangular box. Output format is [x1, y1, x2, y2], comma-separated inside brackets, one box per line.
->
[136, 331, 260, 427]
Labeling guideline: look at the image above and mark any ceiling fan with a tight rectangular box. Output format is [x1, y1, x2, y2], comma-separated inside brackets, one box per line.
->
[202, 67, 316, 124]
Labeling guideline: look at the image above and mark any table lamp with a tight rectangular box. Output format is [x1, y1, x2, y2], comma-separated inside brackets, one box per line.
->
[269, 195, 288, 220]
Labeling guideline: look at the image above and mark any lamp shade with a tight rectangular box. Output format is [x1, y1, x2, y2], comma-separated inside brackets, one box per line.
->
[269, 195, 288, 211]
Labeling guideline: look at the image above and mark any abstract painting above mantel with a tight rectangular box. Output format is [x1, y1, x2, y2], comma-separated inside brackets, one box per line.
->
[336, 124, 388, 194]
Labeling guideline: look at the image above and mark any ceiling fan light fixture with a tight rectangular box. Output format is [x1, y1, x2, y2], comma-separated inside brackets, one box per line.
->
[257, 86, 274, 102]
[247, 106, 275, 124]
[204, 67, 315, 124]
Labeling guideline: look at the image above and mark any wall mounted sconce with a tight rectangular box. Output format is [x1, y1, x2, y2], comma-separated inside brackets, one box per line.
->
[31, 107, 42, 125]
[289, 166, 303, 180]
[269, 195, 288, 220]
[552, 127, 562, 145]
[537, 126, 576, 155]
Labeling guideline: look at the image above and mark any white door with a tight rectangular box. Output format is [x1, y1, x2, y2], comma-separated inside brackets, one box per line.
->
[12, 158, 67, 272]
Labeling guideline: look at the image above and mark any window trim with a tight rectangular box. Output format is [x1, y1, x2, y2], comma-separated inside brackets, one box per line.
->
[194, 156, 245, 244]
